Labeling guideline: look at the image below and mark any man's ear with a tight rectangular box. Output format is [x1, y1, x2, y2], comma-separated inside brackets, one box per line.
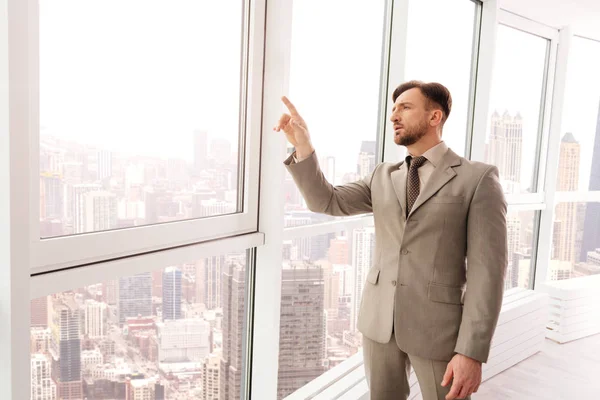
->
[429, 110, 443, 127]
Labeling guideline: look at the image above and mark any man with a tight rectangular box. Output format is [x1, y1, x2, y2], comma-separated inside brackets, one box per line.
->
[274, 81, 507, 400]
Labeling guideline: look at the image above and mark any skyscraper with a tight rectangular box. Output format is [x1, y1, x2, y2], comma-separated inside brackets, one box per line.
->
[554, 133, 581, 265]
[97, 149, 112, 181]
[506, 214, 522, 289]
[351, 227, 375, 332]
[357, 141, 376, 179]
[49, 296, 82, 400]
[194, 130, 209, 175]
[84, 299, 107, 339]
[277, 262, 326, 400]
[118, 273, 153, 325]
[580, 101, 600, 262]
[31, 296, 49, 328]
[162, 267, 182, 321]
[31, 353, 57, 400]
[202, 351, 221, 400]
[40, 173, 63, 219]
[487, 111, 523, 185]
[220, 260, 246, 400]
[203, 255, 225, 309]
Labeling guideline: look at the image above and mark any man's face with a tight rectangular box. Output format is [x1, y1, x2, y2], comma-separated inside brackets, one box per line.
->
[389, 88, 431, 147]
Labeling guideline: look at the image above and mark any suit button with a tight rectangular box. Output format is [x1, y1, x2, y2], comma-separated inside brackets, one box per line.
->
[392, 280, 397, 286]
[401, 249, 409, 255]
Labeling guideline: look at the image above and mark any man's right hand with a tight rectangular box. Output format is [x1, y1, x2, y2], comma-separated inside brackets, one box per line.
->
[273, 96, 315, 160]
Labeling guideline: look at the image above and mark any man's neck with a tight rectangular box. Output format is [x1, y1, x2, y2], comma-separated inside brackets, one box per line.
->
[406, 136, 443, 157]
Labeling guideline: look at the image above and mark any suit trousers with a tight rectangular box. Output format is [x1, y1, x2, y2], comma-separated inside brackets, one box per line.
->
[363, 333, 471, 400]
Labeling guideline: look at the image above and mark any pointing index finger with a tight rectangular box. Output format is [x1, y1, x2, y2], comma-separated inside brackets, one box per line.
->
[282, 96, 300, 117]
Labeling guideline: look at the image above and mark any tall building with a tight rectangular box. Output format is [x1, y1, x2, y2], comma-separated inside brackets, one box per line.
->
[220, 260, 246, 400]
[321, 156, 336, 184]
[118, 273, 152, 325]
[31, 353, 57, 400]
[71, 183, 102, 230]
[97, 149, 112, 181]
[31, 296, 49, 328]
[84, 299, 107, 339]
[162, 267, 182, 321]
[554, 133, 581, 265]
[350, 227, 375, 332]
[194, 130, 209, 174]
[203, 255, 225, 309]
[328, 236, 349, 264]
[49, 296, 82, 399]
[487, 111, 523, 184]
[357, 141, 376, 179]
[202, 352, 221, 400]
[506, 215, 522, 289]
[277, 262, 326, 400]
[40, 173, 63, 220]
[580, 101, 600, 262]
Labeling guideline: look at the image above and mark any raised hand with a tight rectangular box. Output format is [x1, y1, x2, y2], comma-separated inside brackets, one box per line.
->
[273, 96, 314, 159]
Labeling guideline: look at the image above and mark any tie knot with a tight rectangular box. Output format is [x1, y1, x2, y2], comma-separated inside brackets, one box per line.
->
[408, 156, 427, 169]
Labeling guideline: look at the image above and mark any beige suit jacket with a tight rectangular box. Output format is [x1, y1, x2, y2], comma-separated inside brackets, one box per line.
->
[284, 148, 507, 363]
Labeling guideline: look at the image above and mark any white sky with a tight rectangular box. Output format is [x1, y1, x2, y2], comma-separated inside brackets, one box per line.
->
[40, 0, 597, 186]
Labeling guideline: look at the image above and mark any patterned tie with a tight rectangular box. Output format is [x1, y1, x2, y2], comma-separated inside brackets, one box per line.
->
[406, 155, 427, 216]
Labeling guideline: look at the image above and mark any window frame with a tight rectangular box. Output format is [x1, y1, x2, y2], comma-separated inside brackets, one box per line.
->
[26, 0, 266, 274]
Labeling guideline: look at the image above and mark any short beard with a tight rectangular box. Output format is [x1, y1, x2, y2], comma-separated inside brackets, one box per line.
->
[397, 120, 429, 146]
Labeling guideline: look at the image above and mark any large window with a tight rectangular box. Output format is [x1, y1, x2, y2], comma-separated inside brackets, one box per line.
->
[484, 24, 550, 195]
[549, 201, 600, 280]
[559, 36, 600, 192]
[39, 1, 245, 238]
[277, 226, 374, 399]
[30, 251, 249, 400]
[404, 0, 479, 157]
[283, 0, 387, 227]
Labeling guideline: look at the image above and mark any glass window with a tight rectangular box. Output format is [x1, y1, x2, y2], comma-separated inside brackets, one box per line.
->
[550, 201, 600, 280]
[404, 0, 479, 157]
[484, 24, 549, 194]
[277, 226, 374, 399]
[39, 1, 245, 238]
[283, 0, 387, 227]
[30, 251, 249, 399]
[505, 210, 540, 290]
[559, 36, 600, 192]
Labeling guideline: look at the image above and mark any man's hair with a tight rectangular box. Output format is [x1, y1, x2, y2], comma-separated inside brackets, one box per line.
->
[392, 80, 452, 124]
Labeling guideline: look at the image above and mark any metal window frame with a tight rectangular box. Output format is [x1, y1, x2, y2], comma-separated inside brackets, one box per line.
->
[24, 0, 265, 275]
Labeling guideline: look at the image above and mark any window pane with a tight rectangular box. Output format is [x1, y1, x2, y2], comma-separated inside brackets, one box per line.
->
[277, 226, 374, 399]
[550, 202, 600, 280]
[505, 210, 539, 290]
[404, 0, 478, 157]
[559, 37, 600, 192]
[30, 251, 249, 399]
[39, 2, 244, 238]
[484, 25, 549, 194]
[283, 0, 386, 227]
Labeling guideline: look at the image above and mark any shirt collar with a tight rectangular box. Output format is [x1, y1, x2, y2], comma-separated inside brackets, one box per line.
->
[406, 141, 448, 168]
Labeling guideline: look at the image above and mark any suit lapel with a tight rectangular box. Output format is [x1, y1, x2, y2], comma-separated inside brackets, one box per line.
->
[408, 149, 462, 217]
[390, 162, 407, 219]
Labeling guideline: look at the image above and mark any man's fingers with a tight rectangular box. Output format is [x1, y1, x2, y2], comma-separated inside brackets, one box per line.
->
[274, 113, 291, 132]
[282, 96, 300, 117]
[445, 381, 462, 400]
[441, 364, 453, 387]
[457, 383, 472, 399]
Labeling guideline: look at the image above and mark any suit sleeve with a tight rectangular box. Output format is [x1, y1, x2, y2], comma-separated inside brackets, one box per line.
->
[454, 165, 508, 363]
[284, 151, 376, 216]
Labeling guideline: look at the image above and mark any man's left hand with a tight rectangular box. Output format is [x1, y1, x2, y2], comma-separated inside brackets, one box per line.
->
[441, 353, 482, 399]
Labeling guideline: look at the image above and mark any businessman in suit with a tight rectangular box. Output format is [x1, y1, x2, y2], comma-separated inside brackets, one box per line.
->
[274, 81, 507, 400]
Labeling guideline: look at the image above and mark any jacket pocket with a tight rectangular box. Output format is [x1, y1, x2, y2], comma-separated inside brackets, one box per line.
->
[366, 268, 380, 285]
[428, 282, 463, 305]
[430, 195, 464, 204]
